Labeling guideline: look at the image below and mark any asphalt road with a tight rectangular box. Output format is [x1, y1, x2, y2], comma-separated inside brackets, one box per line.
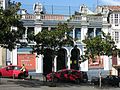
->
[0, 78, 120, 90]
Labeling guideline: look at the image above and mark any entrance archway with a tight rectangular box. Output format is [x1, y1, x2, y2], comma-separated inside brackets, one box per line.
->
[70, 45, 80, 70]
[43, 48, 53, 75]
[57, 48, 67, 71]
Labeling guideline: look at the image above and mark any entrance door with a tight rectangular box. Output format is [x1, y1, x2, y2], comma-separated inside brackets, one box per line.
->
[70, 45, 80, 70]
[43, 49, 53, 76]
[57, 48, 67, 71]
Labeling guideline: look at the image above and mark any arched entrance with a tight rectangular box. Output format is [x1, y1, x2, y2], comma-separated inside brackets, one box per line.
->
[70, 45, 80, 70]
[43, 48, 53, 75]
[57, 48, 67, 71]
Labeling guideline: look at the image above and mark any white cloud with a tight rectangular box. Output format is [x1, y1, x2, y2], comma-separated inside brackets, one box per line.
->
[101, 0, 120, 5]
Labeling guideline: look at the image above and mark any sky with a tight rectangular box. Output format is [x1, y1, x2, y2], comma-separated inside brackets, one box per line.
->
[11, 0, 120, 14]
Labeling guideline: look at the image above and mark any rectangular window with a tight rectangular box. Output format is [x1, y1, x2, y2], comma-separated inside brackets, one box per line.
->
[114, 14, 118, 26]
[75, 28, 81, 40]
[68, 31, 73, 38]
[88, 28, 94, 38]
[110, 14, 113, 24]
[115, 14, 118, 18]
[115, 32, 119, 43]
[96, 28, 101, 36]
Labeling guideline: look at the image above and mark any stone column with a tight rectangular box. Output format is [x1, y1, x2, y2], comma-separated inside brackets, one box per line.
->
[54, 56, 57, 72]
[11, 46, 17, 65]
[36, 54, 44, 73]
[81, 26, 88, 41]
[94, 28, 96, 37]
[102, 15, 110, 34]
[25, 27, 28, 38]
[73, 28, 75, 39]
[67, 54, 71, 69]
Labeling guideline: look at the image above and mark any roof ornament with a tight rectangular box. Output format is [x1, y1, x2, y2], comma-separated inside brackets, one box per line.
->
[33, 2, 43, 14]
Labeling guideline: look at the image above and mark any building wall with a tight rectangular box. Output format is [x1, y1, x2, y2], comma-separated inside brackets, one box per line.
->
[7, 3, 120, 77]
[0, 0, 9, 9]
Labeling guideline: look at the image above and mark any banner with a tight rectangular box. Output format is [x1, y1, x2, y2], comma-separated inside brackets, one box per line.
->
[17, 54, 36, 71]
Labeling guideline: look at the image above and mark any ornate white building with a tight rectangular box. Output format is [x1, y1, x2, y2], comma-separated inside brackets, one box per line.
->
[5, 2, 120, 79]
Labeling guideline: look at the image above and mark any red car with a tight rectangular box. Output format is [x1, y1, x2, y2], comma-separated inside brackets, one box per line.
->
[46, 69, 85, 84]
[0, 65, 29, 79]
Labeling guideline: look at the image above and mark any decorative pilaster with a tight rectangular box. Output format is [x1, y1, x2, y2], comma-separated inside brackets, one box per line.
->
[11, 46, 17, 65]
[36, 54, 44, 73]
[81, 26, 88, 41]
[94, 28, 96, 37]
[25, 27, 28, 38]
[67, 54, 71, 69]
[54, 56, 57, 72]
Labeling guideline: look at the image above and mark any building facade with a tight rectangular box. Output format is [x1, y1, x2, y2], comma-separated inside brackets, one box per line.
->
[96, 6, 120, 77]
[6, 2, 120, 79]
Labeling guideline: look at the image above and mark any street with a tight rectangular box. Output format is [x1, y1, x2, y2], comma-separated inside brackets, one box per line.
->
[0, 78, 120, 90]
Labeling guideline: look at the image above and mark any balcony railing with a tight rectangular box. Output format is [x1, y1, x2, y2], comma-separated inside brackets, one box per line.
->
[21, 14, 35, 20]
[21, 14, 70, 21]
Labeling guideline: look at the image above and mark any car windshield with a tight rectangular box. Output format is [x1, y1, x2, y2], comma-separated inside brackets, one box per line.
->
[11, 66, 21, 70]
[7, 66, 21, 70]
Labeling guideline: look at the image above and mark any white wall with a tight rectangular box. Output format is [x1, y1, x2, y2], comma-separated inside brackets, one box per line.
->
[80, 60, 88, 71]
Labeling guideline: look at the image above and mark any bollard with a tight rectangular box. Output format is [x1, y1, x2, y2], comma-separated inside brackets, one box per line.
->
[30, 75, 32, 80]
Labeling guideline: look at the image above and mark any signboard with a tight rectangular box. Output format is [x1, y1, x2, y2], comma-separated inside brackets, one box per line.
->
[17, 54, 36, 71]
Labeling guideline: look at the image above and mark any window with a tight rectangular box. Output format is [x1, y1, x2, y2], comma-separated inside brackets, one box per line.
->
[88, 28, 94, 38]
[114, 14, 119, 26]
[14, 66, 21, 70]
[96, 28, 102, 36]
[68, 30, 73, 38]
[110, 14, 113, 24]
[75, 28, 81, 40]
[115, 32, 119, 43]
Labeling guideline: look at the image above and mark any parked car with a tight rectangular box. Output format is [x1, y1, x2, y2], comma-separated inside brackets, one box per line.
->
[46, 69, 88, 84]
[0, 65, 29, 79]
[102, 75, 120, 87]
[91, 75, 120, 87]
[81, 71, 88, 83]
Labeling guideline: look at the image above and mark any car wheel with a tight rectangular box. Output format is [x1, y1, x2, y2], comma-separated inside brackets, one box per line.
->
[53, 78, 59, 83]
[75, 79, 80, 84]
[18, 74, 23, 79]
